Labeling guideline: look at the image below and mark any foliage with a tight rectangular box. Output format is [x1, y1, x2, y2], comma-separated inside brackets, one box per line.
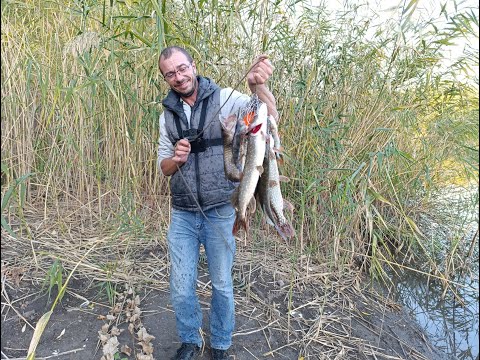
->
[42, 258, 63, 303]
[1, 0, 478, 281]
[1, 171, 33, 237]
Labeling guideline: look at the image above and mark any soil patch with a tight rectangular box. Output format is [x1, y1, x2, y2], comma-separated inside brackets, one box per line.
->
[2, 254, 449, 360]
[0, 208, 451, 360]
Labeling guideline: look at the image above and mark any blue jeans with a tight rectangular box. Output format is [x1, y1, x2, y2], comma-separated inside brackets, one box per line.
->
[167, 203, 236, 350]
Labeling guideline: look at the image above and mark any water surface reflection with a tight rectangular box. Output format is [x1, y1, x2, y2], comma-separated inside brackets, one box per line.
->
[391, 265, 478, 360]
[390, 187, 478, 359]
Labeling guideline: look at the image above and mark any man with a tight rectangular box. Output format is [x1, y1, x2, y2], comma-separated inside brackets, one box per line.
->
[157, 46, 277, 360]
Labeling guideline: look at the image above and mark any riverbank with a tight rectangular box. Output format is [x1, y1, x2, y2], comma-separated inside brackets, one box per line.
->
[1, 212, 450, 360]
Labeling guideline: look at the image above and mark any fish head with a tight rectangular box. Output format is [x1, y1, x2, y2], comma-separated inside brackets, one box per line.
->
[245, 102, 268, 137]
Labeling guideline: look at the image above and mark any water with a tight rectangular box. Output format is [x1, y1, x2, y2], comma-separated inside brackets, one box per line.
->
[390, 187, 479, 360]
[391, 253, 479, 359]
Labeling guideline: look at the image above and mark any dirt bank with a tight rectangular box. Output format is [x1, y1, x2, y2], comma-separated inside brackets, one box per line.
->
[1, 239, 450, 360]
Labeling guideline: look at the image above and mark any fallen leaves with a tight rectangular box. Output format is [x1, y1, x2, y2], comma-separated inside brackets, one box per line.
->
[1, 264, 26, 287]
[120, 344, 132, 356]
[137, 327, 155, 344]
[102, 336, 119, 360]
[97, 285, 155, 360]
[55, 328, 66, 340]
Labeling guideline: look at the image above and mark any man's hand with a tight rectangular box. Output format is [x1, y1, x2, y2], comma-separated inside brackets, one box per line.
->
[247, 55, 274, 90]
[160, 138, 191, 176]
[172, 138, 191, 165]
[246, 55, 278, 121]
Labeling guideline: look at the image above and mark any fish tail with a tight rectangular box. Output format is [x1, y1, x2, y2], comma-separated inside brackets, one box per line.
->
[232, 216, 247, 235]
[276, 222, 295, 240]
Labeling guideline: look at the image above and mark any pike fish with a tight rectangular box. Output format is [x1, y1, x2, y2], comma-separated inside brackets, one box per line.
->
[231, 101, 268, 235]
[256, 115, 295, 240]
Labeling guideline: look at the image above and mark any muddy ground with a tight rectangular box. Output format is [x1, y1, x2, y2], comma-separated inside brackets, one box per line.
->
[1, 241, 451, 360]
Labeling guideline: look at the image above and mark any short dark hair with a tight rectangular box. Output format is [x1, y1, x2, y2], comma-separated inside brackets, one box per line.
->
[159, 46, 194, 70]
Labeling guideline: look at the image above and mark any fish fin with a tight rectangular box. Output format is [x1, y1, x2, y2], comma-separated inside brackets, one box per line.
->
[232, 216, 240, 235]
[279, 175, 290, 182]
[248, 196, 256, 214]
[273, 146, 284, 154]
[243, 111, 255, 127]
[256, 165, 264, 175]
[268, 180, 279, 188]
[276, 222, 295, 241]
[283, 200, 294, 213]
[276, 155, 284, 165]
[232, 216, 247, 236]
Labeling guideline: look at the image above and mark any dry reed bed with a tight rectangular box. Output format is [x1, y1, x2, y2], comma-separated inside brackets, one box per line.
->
[1, 0, 478, 289]
[1, 2, 477, 358]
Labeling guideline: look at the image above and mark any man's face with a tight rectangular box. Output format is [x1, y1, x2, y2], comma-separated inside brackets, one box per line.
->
[159, 51, 197, 97]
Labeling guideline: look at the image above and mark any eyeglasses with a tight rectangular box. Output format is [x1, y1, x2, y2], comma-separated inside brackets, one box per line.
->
[163, 63, 192, 80]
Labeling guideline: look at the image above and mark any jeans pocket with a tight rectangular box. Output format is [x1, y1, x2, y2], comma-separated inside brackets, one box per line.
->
[213, 204, 235, 219]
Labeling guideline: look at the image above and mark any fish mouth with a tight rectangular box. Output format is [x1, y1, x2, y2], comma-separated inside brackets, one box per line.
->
[248, 122, 263, 135]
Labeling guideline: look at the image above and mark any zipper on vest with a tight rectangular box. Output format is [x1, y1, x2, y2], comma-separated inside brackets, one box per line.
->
[191, 107, 203, 208]
[195, 153, 202, 208]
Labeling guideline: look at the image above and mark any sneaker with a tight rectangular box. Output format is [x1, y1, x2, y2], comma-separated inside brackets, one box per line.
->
[211, 348, 229, 360]
[171, 343, 200, 360]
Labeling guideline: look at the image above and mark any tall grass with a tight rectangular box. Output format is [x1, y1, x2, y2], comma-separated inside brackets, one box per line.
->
[1, 0, 478, 281]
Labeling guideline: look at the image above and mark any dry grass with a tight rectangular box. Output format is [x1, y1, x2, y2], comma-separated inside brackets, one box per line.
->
[2, 198, 435, 359]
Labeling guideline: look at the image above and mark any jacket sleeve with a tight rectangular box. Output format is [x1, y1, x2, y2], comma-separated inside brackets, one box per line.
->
[157, 112, 174, 170]
[219, 88, 251, 121]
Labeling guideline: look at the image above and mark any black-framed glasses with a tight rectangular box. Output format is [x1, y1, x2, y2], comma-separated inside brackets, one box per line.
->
[163, 63, 192, 80]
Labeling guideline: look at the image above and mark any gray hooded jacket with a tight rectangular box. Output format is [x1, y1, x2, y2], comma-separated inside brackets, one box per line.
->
[162, 76, 236, 211]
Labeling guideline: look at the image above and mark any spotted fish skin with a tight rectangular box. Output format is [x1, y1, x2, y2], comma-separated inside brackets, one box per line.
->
[256, 115, 295, 240]
[220, 114, 243, 182]
[232, 102, 268, 235]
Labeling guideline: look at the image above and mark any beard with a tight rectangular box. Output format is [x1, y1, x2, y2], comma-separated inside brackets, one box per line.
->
[173, 75, 198, 98]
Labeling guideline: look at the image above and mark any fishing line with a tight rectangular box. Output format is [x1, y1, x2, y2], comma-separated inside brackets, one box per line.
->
[168, 56, 271, 256]
[184, 57, 267, 143]
[170, 60, 265, 255]
[173, 166, 236, 256]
